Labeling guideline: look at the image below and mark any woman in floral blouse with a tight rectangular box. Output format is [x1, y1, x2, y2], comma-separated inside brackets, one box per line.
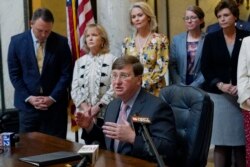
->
[71, 24, 116, 118]
[122, 1, 169, 96]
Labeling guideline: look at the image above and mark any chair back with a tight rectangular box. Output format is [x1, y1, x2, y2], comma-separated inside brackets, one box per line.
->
[159, 84, 213, 167]
[0, 110, 19, 133]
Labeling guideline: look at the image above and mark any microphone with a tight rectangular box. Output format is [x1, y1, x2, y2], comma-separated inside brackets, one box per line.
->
[131, 115, 151, 136]
[76, 142, 99, 167]
[75, 156, 89, 167]
[131, 116, 151, 124]
[0, 132, 19, 147]
[0, 114, 10, 132]
[131, 115, 166, 167]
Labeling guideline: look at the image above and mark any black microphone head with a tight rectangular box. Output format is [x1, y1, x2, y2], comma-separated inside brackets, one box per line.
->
[91, 141, 100, 145]
[131, 115, 151, 136]
[1, 114, 10, 122]
[13, 133, 20, 143]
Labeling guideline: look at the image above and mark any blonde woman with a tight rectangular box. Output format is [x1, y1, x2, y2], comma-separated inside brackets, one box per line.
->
[71, 24, 116, 119]
[122, 1, 169, 96]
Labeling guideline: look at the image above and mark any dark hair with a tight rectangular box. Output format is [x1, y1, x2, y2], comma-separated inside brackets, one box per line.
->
[186, 5, 205, 29]
[31, 8, 54, 23]
[214, 0, 239, 20]
[112, 55, 144, 76]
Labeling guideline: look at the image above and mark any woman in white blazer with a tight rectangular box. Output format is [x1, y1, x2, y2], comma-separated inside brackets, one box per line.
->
[71, 24, 116, 119]
[237, 36, 250, 166]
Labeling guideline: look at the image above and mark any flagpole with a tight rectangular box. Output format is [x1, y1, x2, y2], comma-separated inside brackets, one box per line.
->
[66, 0, 95, 141]
[196, 0, 199, 6]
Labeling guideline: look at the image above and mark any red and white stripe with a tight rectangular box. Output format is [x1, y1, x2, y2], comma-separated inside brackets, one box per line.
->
[66, 0, 95, 132]
[78, 0, 94, 56]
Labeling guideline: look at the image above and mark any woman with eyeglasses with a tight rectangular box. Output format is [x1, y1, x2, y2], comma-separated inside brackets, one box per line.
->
[71, 24, 116, 119]
[122, 1, 169, 96]
[169, 5, 205, 88]
[201, 0, 250, 166]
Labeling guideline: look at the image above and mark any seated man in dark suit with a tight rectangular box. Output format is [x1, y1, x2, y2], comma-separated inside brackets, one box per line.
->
[75, 55, 177, 166]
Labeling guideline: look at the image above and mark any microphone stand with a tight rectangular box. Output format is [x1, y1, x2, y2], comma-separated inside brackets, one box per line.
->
[140, 123, 166, 167]
[75, 156, 88, 167]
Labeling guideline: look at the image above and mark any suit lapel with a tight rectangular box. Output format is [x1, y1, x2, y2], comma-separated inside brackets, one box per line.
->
[129, 89, 146, 118]
[42, 43, 49, 74]
[106, 89, 147, 153]
[27, 31, 41, 75]
[42, 42, 50, 74]
[218, 30, 232, 61]
[117, 89, 146, 153]
[105, 100, 122, 151]
[180, 33, 187, 76]
[232, 29, 244, 59]
[42, 33, 55, 74]
[193, 32, 205, 72]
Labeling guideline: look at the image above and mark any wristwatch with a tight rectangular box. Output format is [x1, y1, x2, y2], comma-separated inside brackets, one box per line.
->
[217, 82, 223, 90]
[98, 103, 104, 109]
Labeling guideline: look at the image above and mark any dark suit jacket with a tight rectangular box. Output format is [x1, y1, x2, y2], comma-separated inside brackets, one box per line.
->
[8, 30, 72, 113]
[201, 28, 250, 93]
[82, 89, 177, 165]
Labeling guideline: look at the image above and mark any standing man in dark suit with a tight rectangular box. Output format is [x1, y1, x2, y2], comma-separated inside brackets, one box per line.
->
[75, 56, 177, 166]
[7, 8, 72, 139]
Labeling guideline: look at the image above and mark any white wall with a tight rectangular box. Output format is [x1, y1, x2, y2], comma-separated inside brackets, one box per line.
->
[97, 0, 133, 57]
[0, 0, 25, 109]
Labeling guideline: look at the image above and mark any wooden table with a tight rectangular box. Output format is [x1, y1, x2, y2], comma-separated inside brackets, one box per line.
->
[0, 132, 157, 167]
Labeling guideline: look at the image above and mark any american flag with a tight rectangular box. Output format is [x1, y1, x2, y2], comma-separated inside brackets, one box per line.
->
[66, 0, 95, 132]
[66, 0, 94, 60]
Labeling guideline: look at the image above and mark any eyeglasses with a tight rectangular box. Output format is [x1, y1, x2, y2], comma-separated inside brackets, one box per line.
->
[111, 73, 133, 81]
[183, 16, 198, 21]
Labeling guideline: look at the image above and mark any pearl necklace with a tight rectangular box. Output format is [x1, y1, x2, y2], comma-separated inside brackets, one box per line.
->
[136, 32, 151, 55]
